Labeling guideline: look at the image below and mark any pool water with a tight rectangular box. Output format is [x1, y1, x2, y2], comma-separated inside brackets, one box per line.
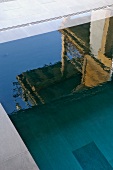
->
[10, 82, 113, 170]
[1, 16, 113, 169]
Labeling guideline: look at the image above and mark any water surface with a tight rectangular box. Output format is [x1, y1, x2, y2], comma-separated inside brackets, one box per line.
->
[1, 16, 113, 170]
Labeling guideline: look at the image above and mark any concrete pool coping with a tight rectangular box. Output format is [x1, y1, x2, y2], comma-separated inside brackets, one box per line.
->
[0, 103, 39, 170]
[0, 0, 113, 43]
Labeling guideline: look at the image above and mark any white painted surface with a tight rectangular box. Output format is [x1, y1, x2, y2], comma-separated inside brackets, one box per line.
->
[0, 0, 113, 43]
[0, 0, 113, 30]
[0, 103, 39, 170]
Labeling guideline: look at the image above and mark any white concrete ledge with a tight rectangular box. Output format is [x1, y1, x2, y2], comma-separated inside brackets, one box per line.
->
[0, 0, 113, 43]
[0, 103, 39, 170]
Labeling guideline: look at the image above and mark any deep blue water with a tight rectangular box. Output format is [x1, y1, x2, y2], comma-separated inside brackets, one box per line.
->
[0, 31, 61, 113]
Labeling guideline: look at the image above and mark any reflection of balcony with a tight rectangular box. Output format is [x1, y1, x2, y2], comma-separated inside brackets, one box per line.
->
[16, 53, 111, 108]
[16, 60, 82, 106]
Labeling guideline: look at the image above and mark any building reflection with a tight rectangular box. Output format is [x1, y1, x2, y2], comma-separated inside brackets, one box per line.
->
[13, 16, 113, 110]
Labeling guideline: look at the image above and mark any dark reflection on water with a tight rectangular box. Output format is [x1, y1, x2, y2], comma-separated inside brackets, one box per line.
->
[0, 17, 113, 114]
[0, 31, 61, 113]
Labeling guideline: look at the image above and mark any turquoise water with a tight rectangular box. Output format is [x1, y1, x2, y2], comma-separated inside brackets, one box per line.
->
[10, 82, 113, 170]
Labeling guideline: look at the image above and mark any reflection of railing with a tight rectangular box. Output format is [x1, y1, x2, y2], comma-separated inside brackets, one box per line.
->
[60, 28, 90, 55]
[13, 81, 32, 111]
[0, 4, 113, 32]
[66, 55, 82, 73]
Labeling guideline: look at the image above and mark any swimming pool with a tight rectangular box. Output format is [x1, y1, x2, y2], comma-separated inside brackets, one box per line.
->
[1, 16, 113, 169]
